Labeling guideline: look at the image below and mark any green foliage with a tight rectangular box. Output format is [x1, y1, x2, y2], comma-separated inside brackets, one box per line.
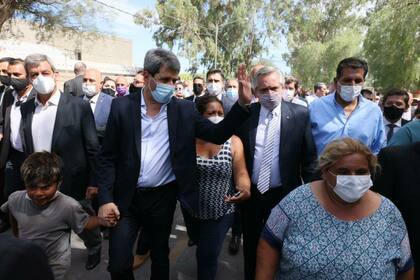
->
[281, 0, 368, 87]
[0, 0, 101, 39]
[134, 0, 283, 76]
[364, 0, 420, 90]
[179, 72, 193, 81]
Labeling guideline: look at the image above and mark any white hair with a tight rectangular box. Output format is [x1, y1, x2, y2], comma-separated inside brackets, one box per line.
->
[251, 66, 284, 90]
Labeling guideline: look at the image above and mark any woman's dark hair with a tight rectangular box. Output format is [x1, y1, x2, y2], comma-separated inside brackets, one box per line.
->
[20, 152, 64, 188]
[196, 95, 224, 115]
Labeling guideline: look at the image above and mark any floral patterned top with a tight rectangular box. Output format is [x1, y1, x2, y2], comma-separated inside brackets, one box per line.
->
[261, 184, 414, 279]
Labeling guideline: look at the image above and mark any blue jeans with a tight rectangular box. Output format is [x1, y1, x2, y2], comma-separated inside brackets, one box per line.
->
[183, 210, 234, 280]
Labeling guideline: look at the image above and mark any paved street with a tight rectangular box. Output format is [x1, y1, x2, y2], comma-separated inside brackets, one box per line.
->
[68, 204, 244, 279]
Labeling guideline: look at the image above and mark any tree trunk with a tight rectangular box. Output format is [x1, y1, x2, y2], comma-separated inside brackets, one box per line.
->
[0, 1, 17, 33]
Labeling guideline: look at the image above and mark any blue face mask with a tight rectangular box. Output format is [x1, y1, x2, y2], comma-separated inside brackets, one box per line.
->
[151, 79, 175, 104]
[225, 88, 238, 100]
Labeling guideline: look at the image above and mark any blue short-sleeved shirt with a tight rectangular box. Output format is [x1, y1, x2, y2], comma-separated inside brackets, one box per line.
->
[309, 93, 386, 155]
[262, 184, 414, 279]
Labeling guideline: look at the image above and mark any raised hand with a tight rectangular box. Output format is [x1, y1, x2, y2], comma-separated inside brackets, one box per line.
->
[237, 63, 252, 105]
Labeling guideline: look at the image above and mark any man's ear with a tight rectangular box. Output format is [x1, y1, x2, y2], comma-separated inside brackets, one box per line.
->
[54, 71, 60, 82]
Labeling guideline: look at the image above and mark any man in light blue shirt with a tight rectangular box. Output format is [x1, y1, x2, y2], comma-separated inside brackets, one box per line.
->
[309, 57, 386, 155]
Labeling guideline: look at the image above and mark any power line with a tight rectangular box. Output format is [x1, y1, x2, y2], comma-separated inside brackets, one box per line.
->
[91, 0, 135, 17]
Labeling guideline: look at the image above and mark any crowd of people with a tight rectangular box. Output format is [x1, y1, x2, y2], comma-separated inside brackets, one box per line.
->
[0, 48, 418, 280]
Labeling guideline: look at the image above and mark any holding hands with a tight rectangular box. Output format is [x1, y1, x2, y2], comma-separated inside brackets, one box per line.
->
[98, 202, 120, 227]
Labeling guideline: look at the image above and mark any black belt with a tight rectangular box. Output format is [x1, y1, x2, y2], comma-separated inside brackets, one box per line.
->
[136, 181, 177, 192]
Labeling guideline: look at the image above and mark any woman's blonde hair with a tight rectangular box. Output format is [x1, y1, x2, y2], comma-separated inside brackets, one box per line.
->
[318, 138, 379, 175]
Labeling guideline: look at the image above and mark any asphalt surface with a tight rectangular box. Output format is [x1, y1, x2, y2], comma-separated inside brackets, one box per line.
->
[68, 204, 244, 280]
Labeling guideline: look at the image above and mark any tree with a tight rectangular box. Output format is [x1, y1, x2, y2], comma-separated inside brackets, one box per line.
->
[280, 0, 369, 87]
[364, 0, 420, 90]
[0, 0, 100, 38]
[134, 0, 284, 76]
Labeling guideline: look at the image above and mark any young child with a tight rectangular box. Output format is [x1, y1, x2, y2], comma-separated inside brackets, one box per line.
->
[1, 152, 113, 280]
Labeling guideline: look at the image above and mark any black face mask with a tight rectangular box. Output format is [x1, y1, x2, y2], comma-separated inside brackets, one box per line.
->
[0, 75, 10, 86]
[129, 84, 143, 95]
[102, 88, 116, 97]
[383, 105, 404, 121]
[193, 84, 203, 95]
[10, 77, 29, 92]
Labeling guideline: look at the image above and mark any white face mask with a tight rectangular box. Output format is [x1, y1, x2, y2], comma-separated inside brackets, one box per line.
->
[83, 83, 97, 97]
[338, 84, 362, 102]
[258, 90, 282, 111]
[33, 74, 56, 95]
[282, 89, 295, 102]
[328, 171, 372, 203]
[208, 116, 224, 124]
[207, 83, 222, 96]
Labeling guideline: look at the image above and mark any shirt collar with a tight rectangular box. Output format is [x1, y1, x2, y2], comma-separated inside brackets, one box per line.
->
[260, 102, 281, 118]
[141, 89, 168, 112]
[35, 89, 61, 107]
[332, 92, 367, 111]
[84, 92, 100, 104]
[384, 117, 402, 127]
[12, 90, 29, 102]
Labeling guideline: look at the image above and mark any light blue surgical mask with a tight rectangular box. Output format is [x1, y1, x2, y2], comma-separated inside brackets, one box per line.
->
[151, 78, 175, 104]
[225, 88, 238, 100]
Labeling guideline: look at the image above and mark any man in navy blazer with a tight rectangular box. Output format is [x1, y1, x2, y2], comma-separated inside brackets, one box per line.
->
[81, 68, 113, 143]
[234, 66, 317, 279]
[97, 49, 252, 280]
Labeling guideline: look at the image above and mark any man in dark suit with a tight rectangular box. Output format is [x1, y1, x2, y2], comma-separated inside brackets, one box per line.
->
[382, 88, 410, 143]
[20, 54, 102, 270]
[97, 48, 252, 280]
[374, 142, 420, 280]
[185, 75, 206, 102]
[0, 59, 34, 198]
[63, 61, 86, 97]
[234, 66, 317, 280]
[81, 68, 114, 143]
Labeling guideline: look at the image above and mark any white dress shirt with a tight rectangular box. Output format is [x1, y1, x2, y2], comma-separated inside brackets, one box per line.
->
[32, 90, 61, 152]
[384, 118, 402, 136]
[83, 93, 100, 113]
[305, 94, 318, 105]
[137, 92, 175, 188]
[292, 97, 308, 107]
[10, 91, 30, 152]
[252, 103, 282, 188]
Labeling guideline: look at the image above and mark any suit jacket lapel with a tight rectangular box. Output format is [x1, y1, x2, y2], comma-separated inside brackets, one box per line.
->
[94, 93, 104, 119]
[130, 93, 142, 159]
[167, 100, 177, 153]
[51, 92, 67, 151]
[280, 101, 292, 160]
[22, 99, 36, 154]
[248, 104, 260, 168]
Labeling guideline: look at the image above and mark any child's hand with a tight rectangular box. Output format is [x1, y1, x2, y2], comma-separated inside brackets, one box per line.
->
[99, 216, 117, 227]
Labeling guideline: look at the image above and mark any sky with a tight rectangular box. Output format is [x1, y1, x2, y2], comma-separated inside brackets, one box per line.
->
[93, 0, 290, 74]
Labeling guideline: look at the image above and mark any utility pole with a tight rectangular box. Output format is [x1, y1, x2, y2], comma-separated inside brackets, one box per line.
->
[215, 23, 219, 68]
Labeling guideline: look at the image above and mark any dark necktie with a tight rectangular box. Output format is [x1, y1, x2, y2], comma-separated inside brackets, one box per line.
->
[14, 100, 22, 107]
[387, 123, 396, 142]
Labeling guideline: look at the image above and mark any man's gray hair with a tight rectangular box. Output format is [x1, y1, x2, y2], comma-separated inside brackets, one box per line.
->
[144, 48, 180, 76]
[251, 66, 285, 90]
[24, 54, 56, 74]
[74, 61, 87, 75]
